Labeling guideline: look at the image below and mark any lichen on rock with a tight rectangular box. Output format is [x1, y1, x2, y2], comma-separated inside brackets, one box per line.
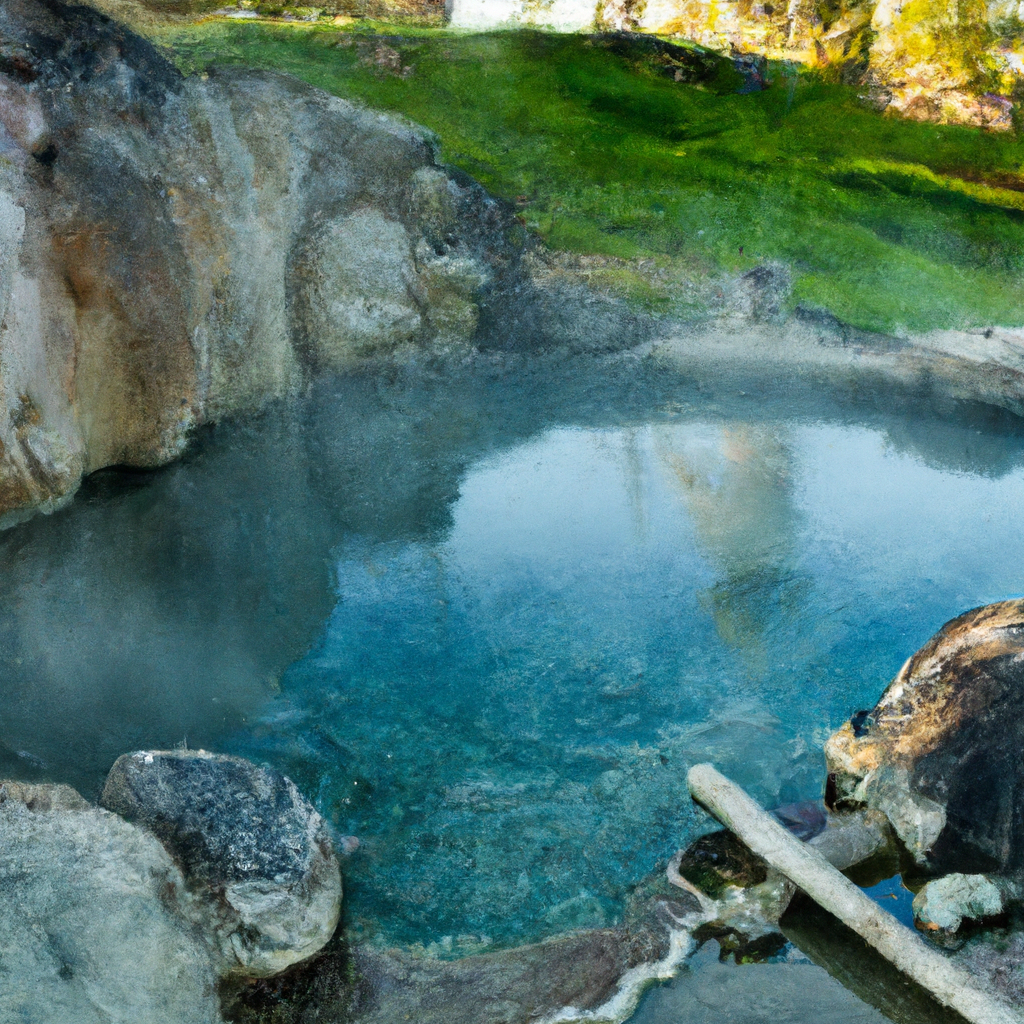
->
[912, 872, 1010, 934]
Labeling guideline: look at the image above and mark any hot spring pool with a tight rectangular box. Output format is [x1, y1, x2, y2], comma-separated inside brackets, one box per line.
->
[2, 356, 1024, 955]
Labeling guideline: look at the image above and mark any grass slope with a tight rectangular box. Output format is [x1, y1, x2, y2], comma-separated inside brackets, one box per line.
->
[155, 22, 1024, 334]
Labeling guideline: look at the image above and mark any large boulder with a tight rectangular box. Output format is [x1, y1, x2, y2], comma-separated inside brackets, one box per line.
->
[0, 0, 532, 526]
[101, 749, 342, 978]
[825, 599, 1024, 875]
[0, 780, 221, 1024]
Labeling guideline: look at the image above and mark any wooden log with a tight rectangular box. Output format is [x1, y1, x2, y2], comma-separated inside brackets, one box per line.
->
[687, 762, 1023, 1024]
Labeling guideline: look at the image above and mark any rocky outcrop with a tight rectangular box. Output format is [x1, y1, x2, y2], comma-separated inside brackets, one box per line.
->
[102, 750, 342, 978]
[0, 0, 535, 526]
[825, 599, 1024, 875]
[868, 0, 1019, 129]
[0, 779, 222, 1024]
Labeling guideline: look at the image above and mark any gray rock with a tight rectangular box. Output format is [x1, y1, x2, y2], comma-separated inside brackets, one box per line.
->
[955, 929, 1024, 1010]
[913, 873, 1012, 935]
[0, 780, 221, 1024]
[222, 889, 702, 1024]
[101, 749, 342, 978]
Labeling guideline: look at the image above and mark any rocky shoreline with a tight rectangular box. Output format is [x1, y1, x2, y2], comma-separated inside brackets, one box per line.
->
[5, 4, 1024, 1023]
[22, 594, 1024, 1024]
[3, 0, 1024, 534]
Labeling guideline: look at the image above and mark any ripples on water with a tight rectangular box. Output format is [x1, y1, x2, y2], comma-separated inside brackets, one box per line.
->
[2, 355, 1023, 951]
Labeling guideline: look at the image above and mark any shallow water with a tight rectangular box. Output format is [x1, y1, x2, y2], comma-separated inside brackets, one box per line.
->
[2, 355, 1024, 953]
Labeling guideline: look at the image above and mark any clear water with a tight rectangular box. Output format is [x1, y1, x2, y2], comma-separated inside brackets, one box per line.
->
[2, 356, 1023, 954]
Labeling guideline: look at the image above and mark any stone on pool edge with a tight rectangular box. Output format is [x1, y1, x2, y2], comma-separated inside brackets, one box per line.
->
[100, 749, 342, 979]
[0, 780, 221, 1024]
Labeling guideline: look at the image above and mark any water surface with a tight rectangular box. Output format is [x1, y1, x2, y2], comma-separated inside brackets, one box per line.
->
[2, 356, 1023, 952]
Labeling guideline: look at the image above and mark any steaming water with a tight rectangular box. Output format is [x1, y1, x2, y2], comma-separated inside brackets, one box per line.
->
[2, 357, 1024, 954]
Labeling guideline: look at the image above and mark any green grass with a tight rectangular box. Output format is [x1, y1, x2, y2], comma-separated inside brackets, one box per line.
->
[153, 21, 1024, 334]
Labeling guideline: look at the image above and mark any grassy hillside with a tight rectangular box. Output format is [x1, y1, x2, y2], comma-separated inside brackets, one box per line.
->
[154, 22, 1024, 334]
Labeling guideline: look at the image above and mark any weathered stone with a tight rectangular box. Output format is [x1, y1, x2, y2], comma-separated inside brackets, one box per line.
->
[913, 873, 1012, 935]
[0, 0, 537, 526]
[0, 780, 221, 1024]
[222, 889, 699, 1024]
[101, 750, 342, 978]
[825, 599, 1024, 875]
[954, 928, 1024, 1011]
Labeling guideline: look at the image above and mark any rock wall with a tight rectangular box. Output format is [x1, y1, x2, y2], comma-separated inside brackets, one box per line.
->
[0, 0, 534, 524]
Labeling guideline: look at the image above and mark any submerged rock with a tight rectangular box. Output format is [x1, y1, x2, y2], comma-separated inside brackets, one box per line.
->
[668, 805, 892, 947]
[0, 780, 221, 1024]
[825, 599, 1024, 876]
[101, 749, 342, 978]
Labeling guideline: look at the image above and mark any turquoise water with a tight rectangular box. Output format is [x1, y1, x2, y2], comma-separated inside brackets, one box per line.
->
[234, 386, 1024, 950]
[2, 358, 1024, 952]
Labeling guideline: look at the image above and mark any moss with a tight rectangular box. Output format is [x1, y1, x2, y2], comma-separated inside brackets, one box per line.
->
[153, 22, 1024, 333]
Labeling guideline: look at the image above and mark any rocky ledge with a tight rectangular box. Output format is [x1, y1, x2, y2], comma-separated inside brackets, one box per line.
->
[1, 0, 611, 527]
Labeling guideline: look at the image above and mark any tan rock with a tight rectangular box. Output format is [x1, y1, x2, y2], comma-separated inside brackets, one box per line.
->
[0, 0, 529, 525]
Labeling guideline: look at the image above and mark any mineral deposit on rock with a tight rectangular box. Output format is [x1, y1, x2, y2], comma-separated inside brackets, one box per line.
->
[825, 598, 1024, 875]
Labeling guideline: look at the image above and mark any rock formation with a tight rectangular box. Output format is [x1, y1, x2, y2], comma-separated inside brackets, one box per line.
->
[0, 779, 221, 1024]
[825, 599, 1024, 876]
[102, 749, 342, 978]
[0, 0, 534, 526]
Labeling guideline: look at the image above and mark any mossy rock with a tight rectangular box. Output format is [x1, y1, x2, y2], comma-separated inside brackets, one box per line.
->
[677, 829, 769, 899]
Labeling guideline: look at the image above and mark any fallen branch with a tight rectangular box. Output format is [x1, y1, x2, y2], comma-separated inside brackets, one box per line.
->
[687, 762, 1024, 1024]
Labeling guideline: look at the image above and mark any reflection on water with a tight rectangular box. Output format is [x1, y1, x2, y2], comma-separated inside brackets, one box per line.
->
[661, 424, 799, 677]
[1, 356, 1024, 950]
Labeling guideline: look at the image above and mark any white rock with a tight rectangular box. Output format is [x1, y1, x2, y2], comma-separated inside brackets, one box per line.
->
[0, 781, 221, 1024]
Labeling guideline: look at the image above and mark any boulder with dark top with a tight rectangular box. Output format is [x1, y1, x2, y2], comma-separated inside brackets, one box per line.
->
[0, 780, 221, 1024]
[101, 750, 342, 978]
[825, 599, 1024, 875]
